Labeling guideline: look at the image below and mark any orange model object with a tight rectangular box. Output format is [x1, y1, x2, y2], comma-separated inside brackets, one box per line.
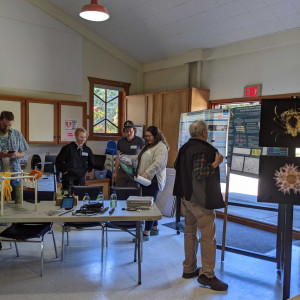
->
[29, 170, 43, 181]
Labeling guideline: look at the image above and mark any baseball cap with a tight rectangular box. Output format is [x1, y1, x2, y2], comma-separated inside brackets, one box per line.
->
[123, 120, 135, 128]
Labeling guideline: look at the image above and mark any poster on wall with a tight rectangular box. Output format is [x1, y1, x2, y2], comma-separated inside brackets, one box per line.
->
[227, 105, 288, 178]
[178, 109, 229, 183]
[64, 119, 78, 139]
[259, 98, 300, 148]
[258, 155, 300, 205]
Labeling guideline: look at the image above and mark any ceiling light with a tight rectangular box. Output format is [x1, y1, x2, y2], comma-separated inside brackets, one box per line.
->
[79, 0, 109, 22]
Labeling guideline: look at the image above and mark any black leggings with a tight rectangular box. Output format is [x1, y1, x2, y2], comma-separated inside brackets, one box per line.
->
[142, 176, 159, 231]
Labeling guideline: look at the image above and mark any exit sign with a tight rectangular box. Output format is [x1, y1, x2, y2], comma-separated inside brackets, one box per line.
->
[244, 84, 262, 97]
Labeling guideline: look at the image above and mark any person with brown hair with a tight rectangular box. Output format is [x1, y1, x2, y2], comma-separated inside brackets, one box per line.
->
[0, 110, 29, 199]
[56, 127, 94, 194]
[131, 126, 169, 241]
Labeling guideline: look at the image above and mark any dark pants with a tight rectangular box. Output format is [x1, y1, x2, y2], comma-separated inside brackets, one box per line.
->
[62, 173, 85, 192]
[142, 176, 159, 231]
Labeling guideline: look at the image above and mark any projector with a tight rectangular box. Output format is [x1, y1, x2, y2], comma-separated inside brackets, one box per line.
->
[126, 196, 153, 209]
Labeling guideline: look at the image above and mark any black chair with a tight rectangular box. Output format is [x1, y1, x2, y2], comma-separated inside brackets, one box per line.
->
[61, 185, 104, 260]
[0, 223, 58, 276]
[101, 186, 142, 262]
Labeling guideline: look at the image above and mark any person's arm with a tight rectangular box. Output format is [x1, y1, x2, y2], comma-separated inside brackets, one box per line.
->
[7, 151, 25, 159]
[55, 146, 68, 173]
[193, 152, 223, 180]
[87, 149, 94, 172]
[112, 150, 120, 182]
[143, 143, 168, 179]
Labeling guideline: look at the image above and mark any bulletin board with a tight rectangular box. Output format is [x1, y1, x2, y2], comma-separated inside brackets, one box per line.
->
[178, 109, 229, 183]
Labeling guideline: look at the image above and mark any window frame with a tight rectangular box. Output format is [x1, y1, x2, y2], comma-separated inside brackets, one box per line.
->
[88, 77, 131, 141]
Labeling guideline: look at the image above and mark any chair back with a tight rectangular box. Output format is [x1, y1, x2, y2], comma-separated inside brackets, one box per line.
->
[105, 140, 117, 155]
[72, 185, 103, 200]
[110, 186, 141, 200]
[44, 155, 57, 173]
[94, 154, 106, 171]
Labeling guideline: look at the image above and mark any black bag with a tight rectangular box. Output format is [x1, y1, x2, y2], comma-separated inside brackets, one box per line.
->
[31, 154, 42, 170]
[74, 203, 104, 215]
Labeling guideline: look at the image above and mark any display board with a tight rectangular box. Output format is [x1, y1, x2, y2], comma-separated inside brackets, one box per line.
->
[178, 109, 229, 183]
[258, 156, 300, 204]
[259, 98, 300, 148]
[227, 105, 288, 178]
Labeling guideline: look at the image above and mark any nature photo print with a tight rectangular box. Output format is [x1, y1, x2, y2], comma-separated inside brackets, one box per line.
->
[259, 98, 300, 148]
[258, 155, 300, 205]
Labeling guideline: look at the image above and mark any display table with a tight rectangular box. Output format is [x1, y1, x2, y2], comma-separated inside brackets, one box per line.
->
[0, 200, 161, 285]
[85, 178, 110, 199]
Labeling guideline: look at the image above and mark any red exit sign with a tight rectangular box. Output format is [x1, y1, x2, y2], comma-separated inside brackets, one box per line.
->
[244, 84, 262, 97]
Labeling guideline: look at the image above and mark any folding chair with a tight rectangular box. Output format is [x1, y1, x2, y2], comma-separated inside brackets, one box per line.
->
[101, 186, 142, 262]
[0, 223, 58, 276]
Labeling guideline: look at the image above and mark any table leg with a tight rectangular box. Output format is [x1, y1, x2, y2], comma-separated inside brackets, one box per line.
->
[137, 221, 142, 285]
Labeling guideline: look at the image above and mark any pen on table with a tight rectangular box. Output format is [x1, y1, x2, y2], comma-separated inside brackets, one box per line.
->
[101, 207, 109, 214]
[59, 210, 73, 216]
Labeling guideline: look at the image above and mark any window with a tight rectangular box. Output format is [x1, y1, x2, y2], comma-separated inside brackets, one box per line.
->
[88, 77, 131, 140]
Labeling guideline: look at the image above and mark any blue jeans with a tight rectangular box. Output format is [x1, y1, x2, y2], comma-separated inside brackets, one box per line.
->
[142, 176, 159, 231]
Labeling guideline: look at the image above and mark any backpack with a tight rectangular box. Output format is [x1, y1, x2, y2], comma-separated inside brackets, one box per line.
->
[31, 154, 41, 170]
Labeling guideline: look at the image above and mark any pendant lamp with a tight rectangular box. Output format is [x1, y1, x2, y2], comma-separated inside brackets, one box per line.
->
[79, 0, 109, 22]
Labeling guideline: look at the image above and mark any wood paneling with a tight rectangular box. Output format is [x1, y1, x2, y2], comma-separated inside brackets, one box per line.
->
[125, 94, 146, 125]
[160, 90, 189, 167]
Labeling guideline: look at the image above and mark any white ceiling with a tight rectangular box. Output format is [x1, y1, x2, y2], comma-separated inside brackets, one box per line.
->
[47, 0, 300, 64]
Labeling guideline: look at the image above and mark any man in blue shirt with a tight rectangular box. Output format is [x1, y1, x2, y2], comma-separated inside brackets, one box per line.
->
[0, 111, 29, 199]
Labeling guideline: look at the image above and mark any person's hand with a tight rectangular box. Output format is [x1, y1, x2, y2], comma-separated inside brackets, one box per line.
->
[7, 150, 17, 158]
[141, 173, 148, 178]
[112, 171, 117, 182]
[0, 150, 9, 158]
[212, 153, 223, 168]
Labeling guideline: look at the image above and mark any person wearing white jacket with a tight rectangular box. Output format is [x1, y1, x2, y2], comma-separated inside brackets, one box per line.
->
[132, 126, 169, 241]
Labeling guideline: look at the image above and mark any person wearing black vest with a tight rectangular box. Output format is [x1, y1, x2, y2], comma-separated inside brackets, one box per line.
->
[173, 120, 228, 292]
[56, 127, 94, 194]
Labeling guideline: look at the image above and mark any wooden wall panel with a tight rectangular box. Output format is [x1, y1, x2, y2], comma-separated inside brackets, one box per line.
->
[160, 90, 189, 167]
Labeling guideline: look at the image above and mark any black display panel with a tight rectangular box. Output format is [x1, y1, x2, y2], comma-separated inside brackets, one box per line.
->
[258, 156, 300, 204]
[259, 99, 300, 148]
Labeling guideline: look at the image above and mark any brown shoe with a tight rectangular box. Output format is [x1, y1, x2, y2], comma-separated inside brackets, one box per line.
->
[182, 267, 200, 279]
[197, 274, 228, 291]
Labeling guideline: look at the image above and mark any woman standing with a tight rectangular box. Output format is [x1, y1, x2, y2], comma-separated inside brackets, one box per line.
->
[133, 126, 169, 241]
[113, 120, 144, 187]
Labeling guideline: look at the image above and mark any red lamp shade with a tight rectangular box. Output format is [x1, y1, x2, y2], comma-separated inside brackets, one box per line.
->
[79, 0, 109, 22]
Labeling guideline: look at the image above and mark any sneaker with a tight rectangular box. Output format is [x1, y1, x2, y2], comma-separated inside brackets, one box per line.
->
[197, 274, 228, 291]
[132, 234, 150, 243]
[182, 267, 200, 279]
[143, 234, 150, 242]
[150, 229, 159, 236]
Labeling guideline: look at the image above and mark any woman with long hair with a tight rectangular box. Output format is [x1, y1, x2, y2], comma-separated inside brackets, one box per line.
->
[133, 126, 169, 241]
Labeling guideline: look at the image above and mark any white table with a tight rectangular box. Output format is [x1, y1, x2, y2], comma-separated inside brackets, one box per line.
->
[0, 200, 162, 284]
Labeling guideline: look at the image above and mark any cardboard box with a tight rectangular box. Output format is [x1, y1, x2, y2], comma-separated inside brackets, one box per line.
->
[85, 169, 95, 181]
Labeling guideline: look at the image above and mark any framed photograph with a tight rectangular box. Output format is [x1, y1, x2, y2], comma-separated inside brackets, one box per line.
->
[259, 99, 300, 147]
[258, 156, 300, 204]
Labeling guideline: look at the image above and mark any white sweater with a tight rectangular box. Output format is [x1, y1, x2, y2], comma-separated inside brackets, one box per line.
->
[132, 141, 168, 191]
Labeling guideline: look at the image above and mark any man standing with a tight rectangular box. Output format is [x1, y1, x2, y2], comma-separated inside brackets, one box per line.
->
[56, 127, 94, 194]
[113, 120, 144, 187]
[173, 120, 228, 291]
[0, 111, 29, 199]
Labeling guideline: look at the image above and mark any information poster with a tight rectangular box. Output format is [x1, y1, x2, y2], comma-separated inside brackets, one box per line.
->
[178, 109, 229, 183]
[227, 106, 287, 178]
